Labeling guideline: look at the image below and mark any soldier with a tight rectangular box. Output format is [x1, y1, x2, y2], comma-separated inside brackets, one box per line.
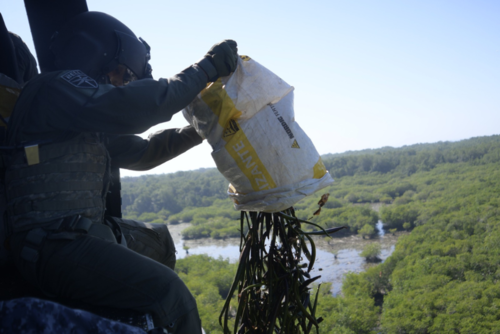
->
[4, 11, 237, 333]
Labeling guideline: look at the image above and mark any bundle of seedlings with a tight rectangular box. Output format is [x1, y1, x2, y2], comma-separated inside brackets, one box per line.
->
[220, 197, 346, 334]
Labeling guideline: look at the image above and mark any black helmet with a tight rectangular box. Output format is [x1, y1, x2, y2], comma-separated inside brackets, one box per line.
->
[50, 11, 152, 80]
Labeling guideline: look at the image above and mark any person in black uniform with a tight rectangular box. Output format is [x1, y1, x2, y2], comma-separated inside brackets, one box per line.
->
[5, 11, 237, 333]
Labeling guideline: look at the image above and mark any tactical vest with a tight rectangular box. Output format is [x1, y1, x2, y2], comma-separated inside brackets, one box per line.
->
[3, 72, 111, 234]
[5, 132, 110, 233]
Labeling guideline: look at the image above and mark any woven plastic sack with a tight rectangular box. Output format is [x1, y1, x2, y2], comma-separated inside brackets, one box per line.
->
[183, 56, 333, 212]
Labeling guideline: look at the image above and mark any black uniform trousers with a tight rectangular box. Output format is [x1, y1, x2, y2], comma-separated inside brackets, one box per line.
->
[10, 219, 201, 333]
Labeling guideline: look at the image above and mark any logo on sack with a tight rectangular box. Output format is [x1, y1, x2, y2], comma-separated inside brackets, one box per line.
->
[61, 70, 98, 89]
[232, 140, 272, 191]
[269, 103, 295, 139]
[291, 140, 300, 149]
[223, 120, 240, 138]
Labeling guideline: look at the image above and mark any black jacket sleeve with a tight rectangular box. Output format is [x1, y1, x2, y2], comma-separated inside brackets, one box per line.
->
[106, 126, 203, 171]
[39, 65, 207, 135]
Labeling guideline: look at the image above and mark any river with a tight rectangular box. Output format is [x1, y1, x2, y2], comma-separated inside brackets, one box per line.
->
[168, 218, 405, 296]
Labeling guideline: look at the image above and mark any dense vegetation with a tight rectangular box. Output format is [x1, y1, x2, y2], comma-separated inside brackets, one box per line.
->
[121, 169, 383, 239]
[121, 168, 228, 218]
[174, 255, 237, 333]
[122, 136, 500, 240]
[175, 255, 378, 334]
[322, 135, 500, 333]
[124, 135, 500, 333]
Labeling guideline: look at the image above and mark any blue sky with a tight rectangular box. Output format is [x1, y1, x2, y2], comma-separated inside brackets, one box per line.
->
[1, 0, 499, 176]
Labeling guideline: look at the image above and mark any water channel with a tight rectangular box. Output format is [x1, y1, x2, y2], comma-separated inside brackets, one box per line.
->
[169, 217, 405, 296]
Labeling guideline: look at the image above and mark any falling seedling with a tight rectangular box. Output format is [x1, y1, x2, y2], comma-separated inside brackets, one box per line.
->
[220, 194, 346, 333]
[310, 193, 329, 218]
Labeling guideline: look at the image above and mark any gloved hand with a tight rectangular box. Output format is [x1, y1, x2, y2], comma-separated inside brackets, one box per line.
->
[197, 40, 238, 82]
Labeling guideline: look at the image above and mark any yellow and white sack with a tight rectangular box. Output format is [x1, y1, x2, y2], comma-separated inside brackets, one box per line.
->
[183, 56, 333, 212]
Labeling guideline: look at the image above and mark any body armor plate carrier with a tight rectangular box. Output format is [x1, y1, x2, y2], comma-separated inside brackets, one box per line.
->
[5, 132, 110, 233]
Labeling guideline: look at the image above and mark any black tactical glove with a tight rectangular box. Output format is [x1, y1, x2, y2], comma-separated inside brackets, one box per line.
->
[197, 39, 238, 82]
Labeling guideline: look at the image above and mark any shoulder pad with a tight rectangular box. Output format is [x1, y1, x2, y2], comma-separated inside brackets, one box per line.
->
[60, 70, 98, 89]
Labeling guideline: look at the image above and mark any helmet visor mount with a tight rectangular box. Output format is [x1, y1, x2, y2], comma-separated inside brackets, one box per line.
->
[139, 37, 152, 79]
[114, 30, 152, 80]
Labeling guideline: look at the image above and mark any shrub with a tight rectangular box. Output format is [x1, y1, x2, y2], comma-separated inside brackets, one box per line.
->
[137, 212, 158, 222]
[358, 224, 376, 238]
[360, 243, 381, 262]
